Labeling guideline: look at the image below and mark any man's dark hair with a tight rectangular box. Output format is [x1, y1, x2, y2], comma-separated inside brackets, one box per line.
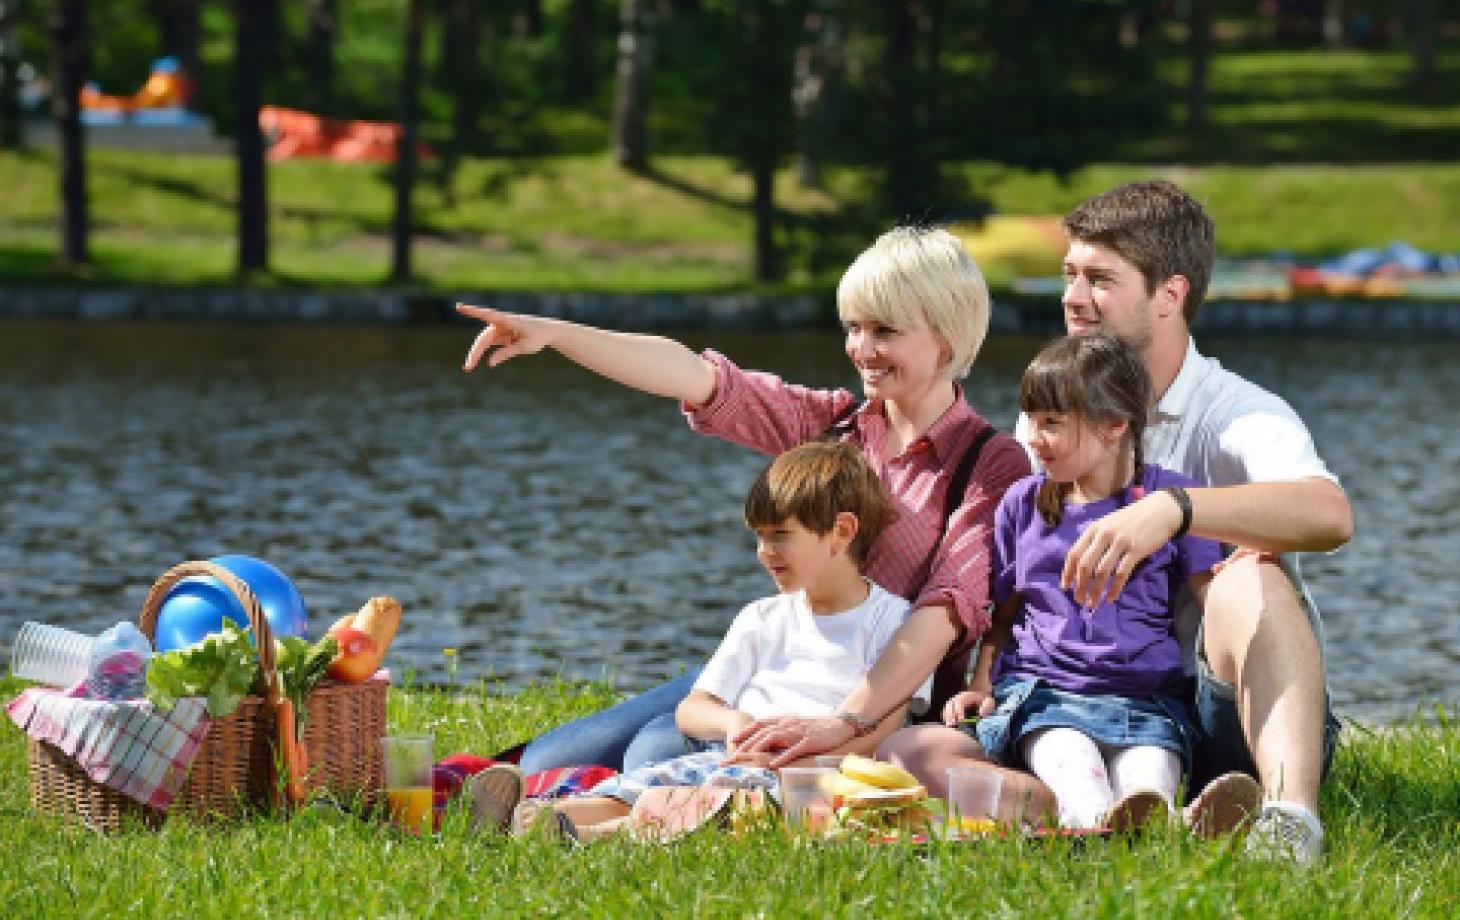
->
[1063, 179, 1215, 323]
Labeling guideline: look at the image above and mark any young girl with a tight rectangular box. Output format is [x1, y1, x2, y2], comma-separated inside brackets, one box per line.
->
[489, 440, 933, 841]
[947, 334, 1228, 830]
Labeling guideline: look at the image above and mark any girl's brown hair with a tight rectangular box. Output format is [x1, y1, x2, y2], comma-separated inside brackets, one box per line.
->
[1019, 334, 1151, 527]
[743, 441, 895, 565]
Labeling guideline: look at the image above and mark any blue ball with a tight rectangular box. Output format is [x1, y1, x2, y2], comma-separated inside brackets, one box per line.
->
[154, 555, 309, 652]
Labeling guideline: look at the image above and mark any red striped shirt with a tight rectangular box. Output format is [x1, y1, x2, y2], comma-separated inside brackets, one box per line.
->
[684, 350, 1031, 705]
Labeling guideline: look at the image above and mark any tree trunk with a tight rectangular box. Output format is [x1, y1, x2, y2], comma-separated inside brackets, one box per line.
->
[305, 0, 336, 114]
[882, 0, 918, 218]
[52, 0, 88, 267]
[793, 0, 843, 189]
[392, 0, 425, 283]
[516, 0, 544, 38]
[1, 0, 22, 149]
[1322, 0, 1345, 49]
[1188, 0, 1213, 131]
[154, 0, 202, 111]
[744, 1, 780, 283]
[612, 0, 653, 171]
[1410, 0, 1437, 100]
[234, 0, 273, 274]
[443, 0, 482, 154]
[564, 0, 597, 101]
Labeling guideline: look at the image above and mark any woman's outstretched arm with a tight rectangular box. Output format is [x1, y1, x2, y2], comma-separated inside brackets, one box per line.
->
[458, 303, 717, 406]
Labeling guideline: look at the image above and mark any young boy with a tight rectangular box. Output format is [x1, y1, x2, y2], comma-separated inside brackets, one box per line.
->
[482, 440, 932, 840]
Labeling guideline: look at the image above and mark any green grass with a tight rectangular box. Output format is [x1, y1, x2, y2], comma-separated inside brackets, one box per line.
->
[7, 147, 1460, 292]
[2, 675, 1455, 918]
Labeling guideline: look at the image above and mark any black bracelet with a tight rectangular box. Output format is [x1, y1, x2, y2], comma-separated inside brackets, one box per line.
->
[1162, 485, 1193, 541]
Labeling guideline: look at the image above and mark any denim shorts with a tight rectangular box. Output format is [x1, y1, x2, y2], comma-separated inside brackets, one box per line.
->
[1187, 627, 1342, 795]
[970, 676, 1197, 772]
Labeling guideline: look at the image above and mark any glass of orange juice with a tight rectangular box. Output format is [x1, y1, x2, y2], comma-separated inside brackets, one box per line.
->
[381, 734, 434, 834]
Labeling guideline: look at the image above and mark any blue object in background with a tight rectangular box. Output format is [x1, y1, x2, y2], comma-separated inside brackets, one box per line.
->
[154, 555, 309, 651]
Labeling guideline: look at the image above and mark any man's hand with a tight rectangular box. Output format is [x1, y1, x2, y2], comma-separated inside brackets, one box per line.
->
[458, 303, 557, 371]
[723, 715, 855, 769]
[1061, 489, 1184, 607]
[942, 689, 996, 727]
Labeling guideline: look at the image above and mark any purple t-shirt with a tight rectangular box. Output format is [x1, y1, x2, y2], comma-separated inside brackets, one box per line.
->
[990, 465, 1224, 697]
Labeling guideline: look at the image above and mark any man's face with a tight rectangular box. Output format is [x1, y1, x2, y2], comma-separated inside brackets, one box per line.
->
[1061, 240, 1155, 351]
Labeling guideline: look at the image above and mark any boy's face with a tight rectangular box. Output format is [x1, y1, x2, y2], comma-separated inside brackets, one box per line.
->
[751, 516, 847, 595]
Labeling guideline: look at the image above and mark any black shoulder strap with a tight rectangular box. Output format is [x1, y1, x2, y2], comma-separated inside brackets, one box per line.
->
[819, 401, 863, 441]
[942, 424, 998, 525]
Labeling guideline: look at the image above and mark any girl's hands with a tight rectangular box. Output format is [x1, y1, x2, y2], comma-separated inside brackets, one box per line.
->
[458, 303, 557, 371]
[942, 689, 995, 727]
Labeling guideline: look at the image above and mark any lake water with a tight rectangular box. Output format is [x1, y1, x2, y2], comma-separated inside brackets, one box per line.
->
[1, 319, 1455, 724]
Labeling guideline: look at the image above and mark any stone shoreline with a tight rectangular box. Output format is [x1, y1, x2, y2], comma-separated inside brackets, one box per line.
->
[1, 285, 1458, 336]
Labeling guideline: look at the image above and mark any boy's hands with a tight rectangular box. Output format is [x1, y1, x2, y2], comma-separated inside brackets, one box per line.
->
[458, 303, 556, 370]
[942, 688, 995, 728]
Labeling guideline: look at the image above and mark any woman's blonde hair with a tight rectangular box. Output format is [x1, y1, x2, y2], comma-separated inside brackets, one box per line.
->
[836, 226, 990, 380]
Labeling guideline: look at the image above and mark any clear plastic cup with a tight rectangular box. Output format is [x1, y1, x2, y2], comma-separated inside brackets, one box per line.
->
[779, 766, 836, 832]
[946, 765, 1003, 835]
[10, 621, 96, 688]
[381, 734, 435, 834]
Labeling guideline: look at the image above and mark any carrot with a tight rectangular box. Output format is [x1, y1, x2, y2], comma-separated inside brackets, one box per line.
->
[273, 696, 310, 809]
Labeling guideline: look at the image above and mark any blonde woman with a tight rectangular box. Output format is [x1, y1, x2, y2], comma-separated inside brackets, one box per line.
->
[459, 226, 1030, 773]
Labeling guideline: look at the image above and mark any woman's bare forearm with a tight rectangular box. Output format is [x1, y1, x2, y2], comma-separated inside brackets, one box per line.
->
[837, 604, 960, 724]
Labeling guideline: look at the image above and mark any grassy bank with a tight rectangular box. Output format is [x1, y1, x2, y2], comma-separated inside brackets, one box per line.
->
[5, 146, 1460, 293]
[1, 676, 1455, 918]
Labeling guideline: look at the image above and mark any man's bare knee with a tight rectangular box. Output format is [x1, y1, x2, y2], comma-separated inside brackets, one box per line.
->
[1204, 558, 1317, 685]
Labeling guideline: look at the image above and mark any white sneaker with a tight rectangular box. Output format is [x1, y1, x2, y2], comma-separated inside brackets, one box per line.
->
[1245, 802, 1323, 867]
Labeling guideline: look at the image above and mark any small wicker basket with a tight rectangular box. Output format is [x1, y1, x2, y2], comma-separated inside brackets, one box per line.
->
[25, 561, 387, 832]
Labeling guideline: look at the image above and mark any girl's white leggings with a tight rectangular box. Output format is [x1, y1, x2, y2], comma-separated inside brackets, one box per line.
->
[1021, 726, 1182, 829]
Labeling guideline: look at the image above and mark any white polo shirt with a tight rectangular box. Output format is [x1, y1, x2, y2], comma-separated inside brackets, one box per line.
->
[1015, 337, 1341, 673]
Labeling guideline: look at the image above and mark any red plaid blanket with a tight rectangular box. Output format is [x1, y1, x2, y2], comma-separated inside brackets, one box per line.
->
[7, 687, 211, 810]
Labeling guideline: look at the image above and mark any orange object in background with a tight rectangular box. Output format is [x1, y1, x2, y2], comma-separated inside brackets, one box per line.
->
[80, 56, 193, 115]
[259, 105, 434, 163]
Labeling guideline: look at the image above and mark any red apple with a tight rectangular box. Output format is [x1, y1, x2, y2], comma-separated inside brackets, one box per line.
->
[327, 627, 380, 683]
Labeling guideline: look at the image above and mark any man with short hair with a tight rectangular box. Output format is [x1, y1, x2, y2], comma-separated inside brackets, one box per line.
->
[1048, 179, 1352, 865]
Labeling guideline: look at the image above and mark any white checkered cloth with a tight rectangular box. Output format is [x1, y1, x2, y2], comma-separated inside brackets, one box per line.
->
[583, 747, 779, 807]
[7, 687, 211, 810]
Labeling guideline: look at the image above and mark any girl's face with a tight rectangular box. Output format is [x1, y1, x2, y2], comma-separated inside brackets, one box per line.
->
[751, 515, 850, 595]
[842, 313, 950, 404]
[1025, 410, 1127, 485]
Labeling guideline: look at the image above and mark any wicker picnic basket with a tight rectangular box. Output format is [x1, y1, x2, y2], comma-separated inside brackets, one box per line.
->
[26, 561, 387, 832]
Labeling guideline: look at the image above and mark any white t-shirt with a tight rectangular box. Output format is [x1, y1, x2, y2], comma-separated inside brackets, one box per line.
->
[1015, 337, 1340, 672]
[694, 580, 932, 719]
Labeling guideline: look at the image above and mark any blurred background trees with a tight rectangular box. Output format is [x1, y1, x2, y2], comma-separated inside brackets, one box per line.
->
[2, 0, 1454, 283]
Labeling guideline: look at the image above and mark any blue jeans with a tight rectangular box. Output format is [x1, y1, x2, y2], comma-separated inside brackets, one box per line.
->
[518, 668, 704, 774]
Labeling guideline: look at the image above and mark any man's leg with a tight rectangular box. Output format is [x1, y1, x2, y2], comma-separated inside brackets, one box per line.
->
[878, 723, 1058, 824]
[1200, 556, 1327, 812]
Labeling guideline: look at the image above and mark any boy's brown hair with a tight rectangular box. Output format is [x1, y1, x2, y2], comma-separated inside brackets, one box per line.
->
[743, 441, 895, 565]
[1062, 179, 1215, 323]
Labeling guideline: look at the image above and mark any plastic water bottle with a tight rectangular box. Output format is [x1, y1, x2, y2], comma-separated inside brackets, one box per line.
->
[86, 622, 153, 702]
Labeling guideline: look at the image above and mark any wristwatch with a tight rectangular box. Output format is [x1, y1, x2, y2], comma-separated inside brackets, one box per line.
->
[834, 709, 879, 737]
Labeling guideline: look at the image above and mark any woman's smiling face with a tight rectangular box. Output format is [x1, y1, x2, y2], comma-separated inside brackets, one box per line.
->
[842, 313, 949, 404]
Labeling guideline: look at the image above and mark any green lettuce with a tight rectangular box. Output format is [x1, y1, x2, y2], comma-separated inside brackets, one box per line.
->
[145, 621, 259, 717]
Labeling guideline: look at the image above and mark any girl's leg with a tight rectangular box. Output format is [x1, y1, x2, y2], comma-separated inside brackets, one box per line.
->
[518, 668, 702, 773]
[1107, 744, 1182, 808]
[1020, 727, 1114, 830]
